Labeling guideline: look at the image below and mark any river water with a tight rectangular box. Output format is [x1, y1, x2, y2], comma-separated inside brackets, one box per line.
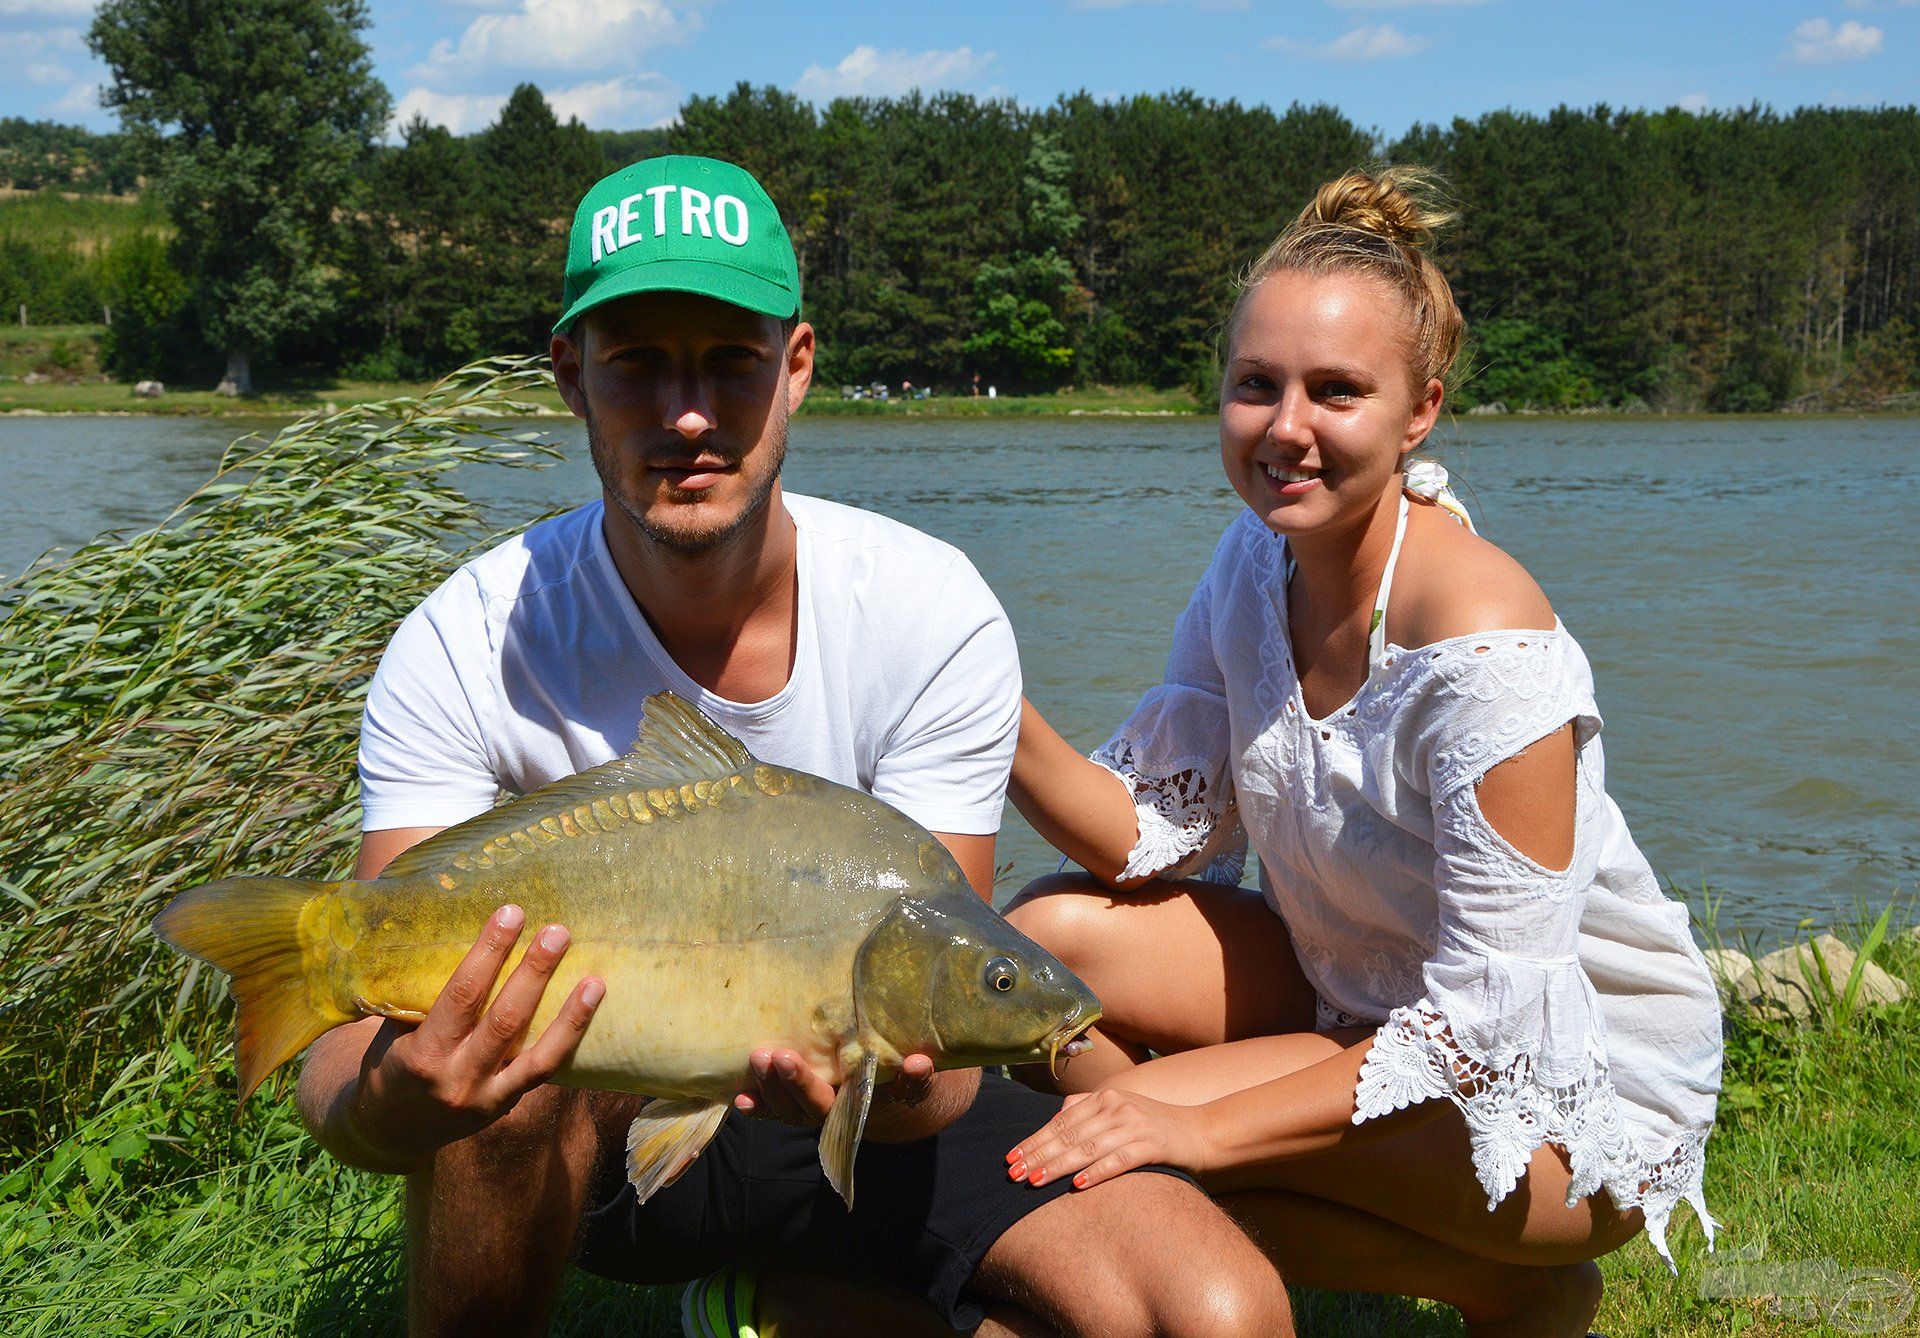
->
[3, 411, 1914, 939]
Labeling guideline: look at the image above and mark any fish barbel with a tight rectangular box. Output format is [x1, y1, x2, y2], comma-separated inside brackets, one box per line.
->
[154, 693, 1101, 1207]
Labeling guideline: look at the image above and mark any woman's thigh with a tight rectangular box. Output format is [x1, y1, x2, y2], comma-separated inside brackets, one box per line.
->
[1004, 872, 1318, 1053]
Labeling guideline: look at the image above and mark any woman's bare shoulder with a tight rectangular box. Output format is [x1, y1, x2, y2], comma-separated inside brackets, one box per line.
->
[1390, 507, 1557, 651]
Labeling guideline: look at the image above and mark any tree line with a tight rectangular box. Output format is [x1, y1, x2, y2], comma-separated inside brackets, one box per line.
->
[5, 0, 1916, 408]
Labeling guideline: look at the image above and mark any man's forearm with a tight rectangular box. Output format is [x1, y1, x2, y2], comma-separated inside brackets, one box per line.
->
[298, 1021, 421, 1175]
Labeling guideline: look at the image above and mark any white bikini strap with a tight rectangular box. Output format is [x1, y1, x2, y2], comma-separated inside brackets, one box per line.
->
[1368, 493, 1413, 667]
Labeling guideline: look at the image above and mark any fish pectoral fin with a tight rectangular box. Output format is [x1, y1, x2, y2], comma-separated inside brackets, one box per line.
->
[625, 1100, 728, 1205]
[818, 1050, 877, 1211]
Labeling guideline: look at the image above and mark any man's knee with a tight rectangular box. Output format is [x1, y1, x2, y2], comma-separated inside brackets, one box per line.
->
[985, 1175, 1292, 1338]
[1144, 1246, 1292, 1338]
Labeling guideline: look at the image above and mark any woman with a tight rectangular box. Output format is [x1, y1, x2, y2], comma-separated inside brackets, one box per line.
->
[1004, 167, 1722, 1336]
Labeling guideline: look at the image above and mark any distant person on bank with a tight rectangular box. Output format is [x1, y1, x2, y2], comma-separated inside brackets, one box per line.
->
[1004, 167, 1724, 1337]
[293, 155, 1287, 1338]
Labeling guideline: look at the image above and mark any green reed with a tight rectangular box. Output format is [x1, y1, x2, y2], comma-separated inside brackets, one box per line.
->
[0, 358, 560, 1160]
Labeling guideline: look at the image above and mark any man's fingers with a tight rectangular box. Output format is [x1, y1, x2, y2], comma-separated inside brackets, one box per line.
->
[465, 922, 573, 1067]
[739, 1048, 833, 1124]
[493, 976, 604, 1100]
[885, 1053, 935, 1104]
[419, 905, 524, 1044]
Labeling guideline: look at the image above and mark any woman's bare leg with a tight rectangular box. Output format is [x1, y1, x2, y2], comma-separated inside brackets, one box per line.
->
[1005, 873, 1317, 1092]
[1223, 1189, 1602, 1337]
[1007, 875, 1631, 1332]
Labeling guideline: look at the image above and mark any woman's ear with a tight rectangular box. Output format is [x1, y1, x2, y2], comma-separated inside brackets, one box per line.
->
[1403, 376, 1445, 454]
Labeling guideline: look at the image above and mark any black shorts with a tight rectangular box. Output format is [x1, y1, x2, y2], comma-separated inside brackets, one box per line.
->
[576, 1074, 1190, 1331]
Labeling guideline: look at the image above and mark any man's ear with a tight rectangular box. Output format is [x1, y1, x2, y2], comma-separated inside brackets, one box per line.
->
[784, 321, 815, 413]
[552, 326, 587, 419]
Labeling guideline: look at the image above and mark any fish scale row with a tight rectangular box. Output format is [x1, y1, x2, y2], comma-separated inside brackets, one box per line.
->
[450, 764, 810, 872]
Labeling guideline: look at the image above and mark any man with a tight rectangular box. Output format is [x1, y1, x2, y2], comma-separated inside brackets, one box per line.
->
[296, 155, 1290, 1337]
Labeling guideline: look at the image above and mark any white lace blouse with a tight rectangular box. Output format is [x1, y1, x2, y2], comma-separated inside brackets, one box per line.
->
[1092, 505, 1723, 1266]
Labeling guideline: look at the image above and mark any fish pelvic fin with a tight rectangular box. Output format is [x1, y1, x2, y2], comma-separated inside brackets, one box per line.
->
[819, 1050, 877, 1210]
[625, 1099, 729, 1204]
[152, 876, 352, 1103]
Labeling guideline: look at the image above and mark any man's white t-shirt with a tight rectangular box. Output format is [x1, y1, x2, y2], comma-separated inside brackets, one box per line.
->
[359, 492, 1021, 837]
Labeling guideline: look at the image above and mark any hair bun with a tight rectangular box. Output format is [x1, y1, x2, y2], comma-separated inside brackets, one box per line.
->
[1307, 166, 1454, 251]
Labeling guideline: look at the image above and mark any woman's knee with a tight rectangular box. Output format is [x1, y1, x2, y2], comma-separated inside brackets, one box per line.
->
[1004, 874, 1123, 969]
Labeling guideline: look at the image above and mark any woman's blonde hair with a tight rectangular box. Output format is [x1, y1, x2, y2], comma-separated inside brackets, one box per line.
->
[1231, 165, 1465, 391]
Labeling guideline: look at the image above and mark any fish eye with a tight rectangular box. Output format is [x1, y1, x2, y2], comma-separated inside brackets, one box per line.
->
[985, 956, 1018, 993]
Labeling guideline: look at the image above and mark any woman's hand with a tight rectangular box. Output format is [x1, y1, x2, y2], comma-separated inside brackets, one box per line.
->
[1007, 1088, 1219, 1191]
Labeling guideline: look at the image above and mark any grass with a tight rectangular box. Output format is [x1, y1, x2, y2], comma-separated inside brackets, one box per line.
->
[0, 188, 167, 253]
[1, 367, 1913, 1334]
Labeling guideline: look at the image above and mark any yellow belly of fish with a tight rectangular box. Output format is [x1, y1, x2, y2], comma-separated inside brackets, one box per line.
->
[345, 934, 860, 1102]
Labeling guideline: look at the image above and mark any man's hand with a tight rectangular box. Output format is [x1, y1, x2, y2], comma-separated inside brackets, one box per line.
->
[731, 1048, 936, 1124]
[343, 904, 603, 1171]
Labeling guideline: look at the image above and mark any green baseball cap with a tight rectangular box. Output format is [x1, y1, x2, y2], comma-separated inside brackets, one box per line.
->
[555, 155, 800, 334]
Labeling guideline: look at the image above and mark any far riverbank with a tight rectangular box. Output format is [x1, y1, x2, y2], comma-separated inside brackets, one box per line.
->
[6, 378, 1920, 421]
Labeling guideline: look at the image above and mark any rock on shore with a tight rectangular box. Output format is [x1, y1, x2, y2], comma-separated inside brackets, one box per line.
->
[1707, 934, 1910, 1020]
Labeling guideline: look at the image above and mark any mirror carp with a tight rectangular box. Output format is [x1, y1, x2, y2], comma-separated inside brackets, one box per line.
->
[153, 692, 1100, 1207]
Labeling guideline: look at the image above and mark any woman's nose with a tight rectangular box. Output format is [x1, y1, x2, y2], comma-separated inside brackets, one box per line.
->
[1267, 385, 1312, 447]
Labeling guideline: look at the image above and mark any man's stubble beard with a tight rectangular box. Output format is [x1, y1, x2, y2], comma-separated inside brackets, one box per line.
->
[584, 396, 788, 558]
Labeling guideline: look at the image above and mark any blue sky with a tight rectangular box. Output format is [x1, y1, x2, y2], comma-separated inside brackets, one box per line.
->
[4, 0, 1916, 139]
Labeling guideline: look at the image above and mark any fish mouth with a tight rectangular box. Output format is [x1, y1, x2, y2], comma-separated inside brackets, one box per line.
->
[1042, 1007, 1103, 1082]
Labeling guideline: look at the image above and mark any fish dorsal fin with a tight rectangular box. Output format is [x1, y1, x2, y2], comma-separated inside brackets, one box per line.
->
[377, 692, 760, 881]
[622, 690, 756, 781]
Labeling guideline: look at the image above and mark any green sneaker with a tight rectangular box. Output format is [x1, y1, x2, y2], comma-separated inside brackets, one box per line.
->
[680, 1265, 760, 1338]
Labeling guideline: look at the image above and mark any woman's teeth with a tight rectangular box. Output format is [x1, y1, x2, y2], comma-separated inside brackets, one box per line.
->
[1265, 464, 1318, 483]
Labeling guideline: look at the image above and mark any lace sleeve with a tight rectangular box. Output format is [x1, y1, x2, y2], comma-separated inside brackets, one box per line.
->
[1351, 632, 1714, 1269]
[1087, 557, 1241, 886]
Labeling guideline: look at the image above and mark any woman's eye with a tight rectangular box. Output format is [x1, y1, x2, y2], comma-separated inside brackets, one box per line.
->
[985, 956, 1018, 993]
[1320, 381, 1359, 401]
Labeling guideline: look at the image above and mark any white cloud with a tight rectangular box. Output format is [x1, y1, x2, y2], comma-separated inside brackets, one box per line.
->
[0, 0, 94, 16]
[0, 25, 81, 57]
[416, 0, 700, 80]
[547, 73, 680, 128]
[794, 45, 996, 100]
[1266, 22, 1429, 59]
[1787, 17, 1883, 63]
[24, 59, 67, 82]
[46, 79, 101, 117]
[390, 73, 679, 137]
[1677, 92, 1709, 113]
[390, 87, 508, 136]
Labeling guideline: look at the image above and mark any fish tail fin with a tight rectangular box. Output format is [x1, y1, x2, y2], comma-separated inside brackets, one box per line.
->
[153, 875, 351, 1103]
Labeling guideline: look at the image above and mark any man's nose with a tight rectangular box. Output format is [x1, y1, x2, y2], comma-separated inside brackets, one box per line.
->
[663, 368, 716, 438]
